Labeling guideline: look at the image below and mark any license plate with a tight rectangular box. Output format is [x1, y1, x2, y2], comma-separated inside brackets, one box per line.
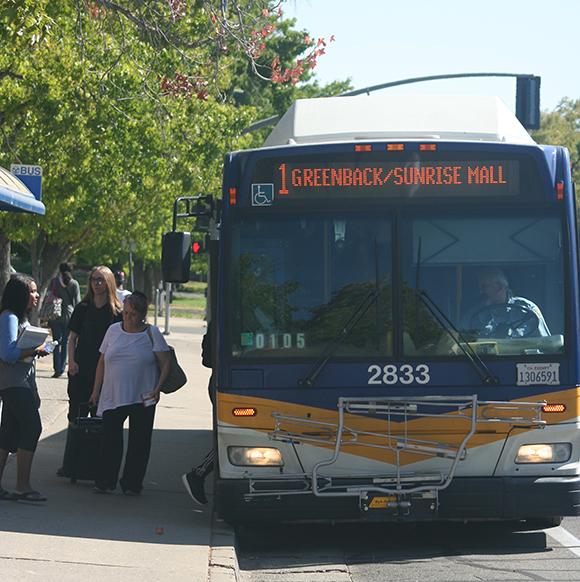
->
[368, 496, 396, 509]
[516, 363, 560, 386]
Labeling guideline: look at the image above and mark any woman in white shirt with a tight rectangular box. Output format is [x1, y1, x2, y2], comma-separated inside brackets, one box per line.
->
[89, 291, 170, 495]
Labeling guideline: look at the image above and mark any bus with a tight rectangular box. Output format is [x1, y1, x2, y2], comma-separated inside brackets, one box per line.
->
[164, 94, 580, 527]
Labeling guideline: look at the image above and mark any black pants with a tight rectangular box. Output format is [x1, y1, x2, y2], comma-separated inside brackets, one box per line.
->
[67, 372, 95, 423]
[98, 403, 156, 492]
[0, 387, 42, 453]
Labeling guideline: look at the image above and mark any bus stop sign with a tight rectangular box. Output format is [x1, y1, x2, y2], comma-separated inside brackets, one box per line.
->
[10, 164, 43, 201]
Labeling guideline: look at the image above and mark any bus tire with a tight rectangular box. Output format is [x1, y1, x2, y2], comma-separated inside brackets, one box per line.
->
[509, 516, 563, 530]
[524, 516, 563, 530]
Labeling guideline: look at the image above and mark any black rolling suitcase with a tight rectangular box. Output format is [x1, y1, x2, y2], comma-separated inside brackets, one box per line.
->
[61, 412, 102, 483]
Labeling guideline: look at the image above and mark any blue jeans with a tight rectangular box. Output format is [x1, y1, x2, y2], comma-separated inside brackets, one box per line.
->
[49, 320, 69, 376]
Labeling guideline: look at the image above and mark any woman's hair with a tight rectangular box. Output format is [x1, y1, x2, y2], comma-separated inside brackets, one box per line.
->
[1, 274, 35, 323]
[124, 291, 148, 321]
[83, 266, 122, 314]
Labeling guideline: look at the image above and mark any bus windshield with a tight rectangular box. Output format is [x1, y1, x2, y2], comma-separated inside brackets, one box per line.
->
[230, 210, 565, 359]
[230, 213, 393, 358]
[401, 210, 565, 357]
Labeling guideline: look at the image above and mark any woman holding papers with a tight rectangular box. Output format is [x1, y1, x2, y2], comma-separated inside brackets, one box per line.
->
[0, 274, 49, 502]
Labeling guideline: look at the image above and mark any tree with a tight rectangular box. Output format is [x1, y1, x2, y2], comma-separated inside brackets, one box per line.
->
[0, 1, 343, 299]
[532, 98, 580, 186]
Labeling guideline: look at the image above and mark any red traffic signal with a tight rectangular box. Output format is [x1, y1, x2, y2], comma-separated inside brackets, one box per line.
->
[192, 241, 203, 254]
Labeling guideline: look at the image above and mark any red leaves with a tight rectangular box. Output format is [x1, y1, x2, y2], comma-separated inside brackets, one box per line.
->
[270, 33, 334, 85]
[160, 74, 209, 100]
[87, 2, 105, 19]
[168, 0, 186, 20]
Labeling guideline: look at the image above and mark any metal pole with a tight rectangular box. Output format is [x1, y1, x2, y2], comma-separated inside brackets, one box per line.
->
[154, 288, 160, 327]
[128, 250, 135, 291]
[242, 72, 536, 134]
[164, 282, 171, 335]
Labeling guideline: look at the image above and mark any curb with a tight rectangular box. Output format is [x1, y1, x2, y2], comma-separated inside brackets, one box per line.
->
[207, 510, 240, 582]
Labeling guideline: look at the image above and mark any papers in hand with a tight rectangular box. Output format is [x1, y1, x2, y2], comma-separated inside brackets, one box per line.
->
[17, 325, 49, 350]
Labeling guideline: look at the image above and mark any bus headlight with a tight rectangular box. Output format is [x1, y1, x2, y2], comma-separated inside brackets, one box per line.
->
[228, 447, 284, 466]
[515, 443, 571, 464]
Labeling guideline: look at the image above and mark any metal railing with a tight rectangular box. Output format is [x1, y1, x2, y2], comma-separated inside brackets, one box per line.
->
[244, 395, 545, 510]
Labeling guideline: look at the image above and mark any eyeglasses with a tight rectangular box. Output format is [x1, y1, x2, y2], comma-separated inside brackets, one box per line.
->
[90, 277, 105, 284]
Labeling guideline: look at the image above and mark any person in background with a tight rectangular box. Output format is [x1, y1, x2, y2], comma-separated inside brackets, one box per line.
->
[89, 291, 171, 495]
[57, 266, 122, 478]
[0, 275, 49, 501]
[115, 271, 131, 304]
[48, 263, 81, 378]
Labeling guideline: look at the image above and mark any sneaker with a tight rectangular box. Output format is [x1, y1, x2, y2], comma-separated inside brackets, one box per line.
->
[182, 472, 207, 505]
[93, 484, 115, 494]
[122, 488, 141, 497]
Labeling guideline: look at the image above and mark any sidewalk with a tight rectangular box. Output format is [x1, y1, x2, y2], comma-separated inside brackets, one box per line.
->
[0, 317, 214, 582]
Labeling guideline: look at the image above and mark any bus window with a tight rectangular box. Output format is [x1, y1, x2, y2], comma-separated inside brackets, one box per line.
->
[401, 212, 564, 356]
[230, 214, 393, 358]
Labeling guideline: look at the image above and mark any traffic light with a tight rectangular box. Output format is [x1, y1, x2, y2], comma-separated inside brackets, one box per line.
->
[516, 75, 541, 130]
[192, 238, 206, 255]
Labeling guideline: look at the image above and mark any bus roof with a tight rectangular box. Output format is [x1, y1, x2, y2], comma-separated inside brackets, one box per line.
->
[263, 95, 535, 148]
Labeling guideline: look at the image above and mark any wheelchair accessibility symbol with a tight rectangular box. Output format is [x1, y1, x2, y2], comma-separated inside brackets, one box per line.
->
[251, 183, 274, 206]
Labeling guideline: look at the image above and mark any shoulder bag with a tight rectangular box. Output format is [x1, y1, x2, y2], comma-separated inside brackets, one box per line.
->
[146, 326, 187, 394]
[39, 279, 63, 324]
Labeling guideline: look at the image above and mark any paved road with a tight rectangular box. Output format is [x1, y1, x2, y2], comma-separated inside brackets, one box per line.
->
[236, 519, 580, 581]
[0, 317, 214, 582]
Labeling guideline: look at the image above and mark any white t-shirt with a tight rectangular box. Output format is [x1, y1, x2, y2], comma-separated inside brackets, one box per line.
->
[97, 322, 169, 416]
[116, 289, 132, 304]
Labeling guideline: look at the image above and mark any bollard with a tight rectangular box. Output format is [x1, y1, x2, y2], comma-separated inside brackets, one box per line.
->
[154, 288, 160, 327]
[164, 282, 171, 335]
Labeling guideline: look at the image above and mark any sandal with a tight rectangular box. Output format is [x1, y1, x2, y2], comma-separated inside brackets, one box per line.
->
[14, 490, 47, 502]
[0, 488, 18, 501]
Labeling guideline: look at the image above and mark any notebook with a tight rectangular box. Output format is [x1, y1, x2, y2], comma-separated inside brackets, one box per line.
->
[16, 325, 49, 350]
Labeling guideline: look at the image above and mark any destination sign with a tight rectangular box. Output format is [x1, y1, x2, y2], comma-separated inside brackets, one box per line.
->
[250, 154, 533, 206]
[273, 160, 519, 198]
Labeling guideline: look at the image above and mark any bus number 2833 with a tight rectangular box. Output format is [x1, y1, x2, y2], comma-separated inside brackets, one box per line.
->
[367, 364, 430, 385]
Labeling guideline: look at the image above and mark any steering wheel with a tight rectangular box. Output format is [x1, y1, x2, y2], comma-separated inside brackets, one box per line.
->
[469, 303, 540, 338]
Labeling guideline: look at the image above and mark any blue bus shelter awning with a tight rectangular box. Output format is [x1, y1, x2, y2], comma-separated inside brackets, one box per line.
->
[0, 166, 45, 215]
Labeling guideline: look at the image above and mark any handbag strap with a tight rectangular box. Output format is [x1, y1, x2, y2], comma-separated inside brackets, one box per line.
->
[145, 325, 155, 349]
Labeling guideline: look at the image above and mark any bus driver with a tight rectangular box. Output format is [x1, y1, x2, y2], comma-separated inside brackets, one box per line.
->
[465, 268, 550, 338]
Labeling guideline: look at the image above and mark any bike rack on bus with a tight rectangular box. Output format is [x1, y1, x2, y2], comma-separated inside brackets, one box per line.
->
[244, 395, 545, 515]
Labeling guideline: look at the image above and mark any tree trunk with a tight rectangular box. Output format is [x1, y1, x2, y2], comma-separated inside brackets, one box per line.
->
[0, 229, 11, 297]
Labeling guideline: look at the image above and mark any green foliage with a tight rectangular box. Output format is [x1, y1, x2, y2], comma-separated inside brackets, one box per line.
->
[532, 98, 580, 185]
[0, 1, 349, 289]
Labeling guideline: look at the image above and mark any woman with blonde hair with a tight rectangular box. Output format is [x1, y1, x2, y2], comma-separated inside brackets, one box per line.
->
[57, 266, 122, 478]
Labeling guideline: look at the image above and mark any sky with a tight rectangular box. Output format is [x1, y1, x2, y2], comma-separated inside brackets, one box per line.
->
[283, 0, 579, 113]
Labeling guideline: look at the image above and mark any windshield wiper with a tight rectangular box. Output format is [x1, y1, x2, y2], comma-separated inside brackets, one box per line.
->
[298, 288, 381, 388]
[418, 290, 499, 385]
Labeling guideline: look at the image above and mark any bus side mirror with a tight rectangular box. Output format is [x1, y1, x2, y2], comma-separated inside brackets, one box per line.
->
[162, 231, 191, 283]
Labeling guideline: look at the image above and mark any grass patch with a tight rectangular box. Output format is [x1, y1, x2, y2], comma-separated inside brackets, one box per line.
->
[169, 293, 206, 318]
[170, 309, 205, 319]
[179, 281, 207, 294]
[172, 294, 206, 310]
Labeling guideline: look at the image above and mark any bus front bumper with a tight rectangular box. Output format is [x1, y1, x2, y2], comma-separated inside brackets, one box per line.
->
[215, 475, 580, 524]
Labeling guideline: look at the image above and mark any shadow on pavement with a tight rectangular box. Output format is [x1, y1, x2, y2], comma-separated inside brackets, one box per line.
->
[0, 427, 212, 546]
[236, 521, 551, 570]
